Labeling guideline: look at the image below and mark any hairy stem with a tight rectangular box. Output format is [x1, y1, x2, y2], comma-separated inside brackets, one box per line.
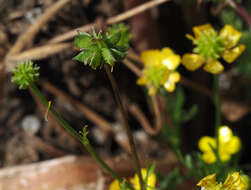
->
[104, 64, 144, 190]
[29, 82, 133, 189]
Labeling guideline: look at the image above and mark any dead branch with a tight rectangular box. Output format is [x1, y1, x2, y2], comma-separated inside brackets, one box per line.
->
[49, 0, 170, 44]
[6, 43, 72, 71]
[6, 0, 72, 57]
[40, 80, 113, 133]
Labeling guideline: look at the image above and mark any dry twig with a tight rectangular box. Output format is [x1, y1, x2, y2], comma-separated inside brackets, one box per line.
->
[123, 58, 164, 135]
[123, 58, 142, 77]
[40, 81, 113, 133]
[129, 98, 163, 136]
[6, 43, 72, 71]
[49, 0, 170, 44]
[6, 0, 72, 57]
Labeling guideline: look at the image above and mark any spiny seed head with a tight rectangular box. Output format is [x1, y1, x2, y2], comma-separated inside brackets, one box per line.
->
[11, 60, 40, 89]
[193, 31, 225, 60]
[143, 63, 169, 88]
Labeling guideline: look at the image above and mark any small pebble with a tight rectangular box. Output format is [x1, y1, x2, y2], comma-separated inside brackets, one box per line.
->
[21, 115, 41, 135]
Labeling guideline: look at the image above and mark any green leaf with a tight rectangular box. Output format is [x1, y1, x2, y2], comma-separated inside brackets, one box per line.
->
[184, 154, 193, 170]
[159, 168, 182, 190]
[74, 31, 92, 49]
[106, 29, 121, 45]
[220, 8, 243, 31]
[173, 87, 185, 122]
[181, 105, 198, 122]
[106, 23, 131, 52]
[102, 48, 115, 66]
[236, 30, 251, 75]
[111, 48, 126, 60]
[73, 45, 101, 69]
[106, 23, 125, 44]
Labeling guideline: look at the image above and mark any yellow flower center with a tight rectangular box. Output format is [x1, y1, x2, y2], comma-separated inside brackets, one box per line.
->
[193, 31, 225, 60]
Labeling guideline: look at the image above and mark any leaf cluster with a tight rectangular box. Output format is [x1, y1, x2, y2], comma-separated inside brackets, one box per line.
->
[73, 23, 131, 69]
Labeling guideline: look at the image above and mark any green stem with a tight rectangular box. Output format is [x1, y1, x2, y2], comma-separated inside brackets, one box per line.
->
[104, 64, 144, 190]
[213, 75, 221, 149]
[29, 82, 133, 190]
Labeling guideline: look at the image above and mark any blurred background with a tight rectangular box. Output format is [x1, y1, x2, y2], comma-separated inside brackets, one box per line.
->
[1, 0, 251, 189]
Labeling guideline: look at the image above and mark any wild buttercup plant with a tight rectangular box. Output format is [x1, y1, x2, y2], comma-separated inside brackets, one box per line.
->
[12, 21, 249, 190]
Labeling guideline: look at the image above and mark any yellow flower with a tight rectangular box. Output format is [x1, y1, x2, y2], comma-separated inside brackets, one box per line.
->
[197, 172, 246, 190]
[130, 168, 156, 190]
[182, 24, 245, 74]
[109, 168, 156, 190]
[223, 172, 245, 190]
[137, 48, 181, 95]
[110, 180, 123, 190]
[240, 174, 250, 190]
[197, 173, 219, 190]
[198, 126, 241, 164]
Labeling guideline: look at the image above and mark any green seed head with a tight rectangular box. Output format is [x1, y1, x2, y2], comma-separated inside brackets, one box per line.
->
[11, 60, 40, 89]
[193, 31, 225, 60]
[144, 63, 169, 88]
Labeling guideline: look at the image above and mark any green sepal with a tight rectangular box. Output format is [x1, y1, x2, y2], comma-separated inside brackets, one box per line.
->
[74, 31, 92, 49]
[102, 48, 115, 66]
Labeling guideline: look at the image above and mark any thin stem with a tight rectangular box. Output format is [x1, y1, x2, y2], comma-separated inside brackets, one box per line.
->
[29, 82, 133, 190]
[30, 83, 82, 142]
[213, 75, 221, 149]
[104, 64, 144, 190]
[83, 135, 134, 190]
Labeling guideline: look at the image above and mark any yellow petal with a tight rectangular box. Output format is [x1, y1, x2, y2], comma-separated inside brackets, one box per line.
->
[218, 150, 231, 162]
[164, 82, 175, 92]
[163, 72, 180, 92]
[182, 53, 204, 71]
[219, 126, 233, 143]
[197, 173, 217, 188]
[160, 48, 181, 70]
[202, 151, 217, 164]
[222, 44, 246, 63]
[145, 170, 157, 190]
[137, 77, 147, 85]
[186, 34, 195, 41]
[130, 169, 156, 190]
[198, 136, 216, 152]
[109, 180, 122, 190]
[220, 25, 242, 49]
[225, 136, 241, 154]
[170, 72, 180, 83]
[193, 24, 215, 38]
[141, 50, 160, 65]
[223, 172, 245, 190]
[203, 59, 224, 74]
[240, 174, 250, 190]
